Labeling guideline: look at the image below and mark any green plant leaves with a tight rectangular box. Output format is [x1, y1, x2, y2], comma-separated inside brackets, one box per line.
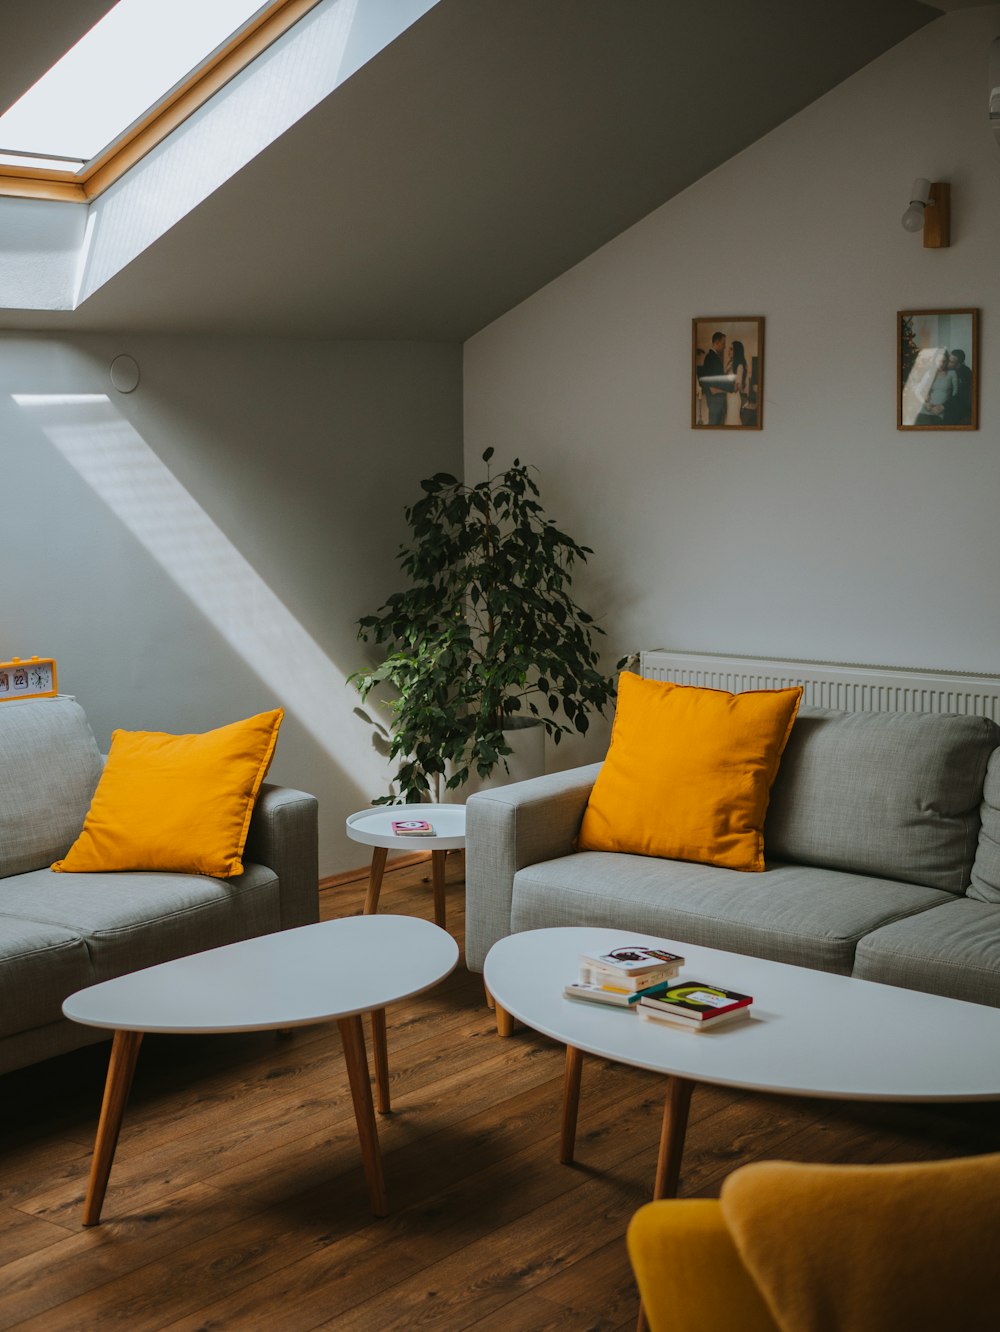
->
[352, 453, 616, 803]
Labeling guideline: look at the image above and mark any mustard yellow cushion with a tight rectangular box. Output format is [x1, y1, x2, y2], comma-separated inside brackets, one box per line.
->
[578, 674, 801, 872]
[52, 709, 284, 877]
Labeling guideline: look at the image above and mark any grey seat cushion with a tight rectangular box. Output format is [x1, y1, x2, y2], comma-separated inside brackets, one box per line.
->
[766, 706, 999, 894]
[0, 917, 96, 1038]
[510, 851, 949, 975]
[0, 696, 103, 877]
[0, 862, 280, 983]
[854, 897, 1000, 1007]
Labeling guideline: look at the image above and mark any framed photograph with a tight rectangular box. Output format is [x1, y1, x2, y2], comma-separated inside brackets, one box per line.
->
[692, 317, 764, 430]
[898, 308, 978, 430]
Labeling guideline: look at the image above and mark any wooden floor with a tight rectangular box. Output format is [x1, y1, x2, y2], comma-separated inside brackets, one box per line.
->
[3, 855, 1000, 1331]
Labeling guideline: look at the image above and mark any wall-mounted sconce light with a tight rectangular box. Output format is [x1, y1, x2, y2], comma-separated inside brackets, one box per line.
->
[901, 178, 950, 248]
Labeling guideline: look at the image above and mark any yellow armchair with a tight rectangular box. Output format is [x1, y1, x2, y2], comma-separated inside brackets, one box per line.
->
[628, 1153, 1000, 1332]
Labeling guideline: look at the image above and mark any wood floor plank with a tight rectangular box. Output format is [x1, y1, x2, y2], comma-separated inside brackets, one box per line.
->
[474, 1235, 638, 1331]
[0, 1185, 262, 1330]
[464, 1290, 624, 1332]
[0, 1205, 71, 1266]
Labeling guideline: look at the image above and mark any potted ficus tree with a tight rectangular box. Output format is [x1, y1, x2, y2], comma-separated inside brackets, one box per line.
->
[350, 448, 616, 804]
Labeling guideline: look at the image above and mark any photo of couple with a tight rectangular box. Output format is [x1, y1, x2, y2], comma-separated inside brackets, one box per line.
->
[692, 318, 763, 430]
[898, 309, 978, 430]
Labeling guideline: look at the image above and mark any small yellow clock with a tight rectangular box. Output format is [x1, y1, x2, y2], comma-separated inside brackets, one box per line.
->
[0, 656, 58, 701]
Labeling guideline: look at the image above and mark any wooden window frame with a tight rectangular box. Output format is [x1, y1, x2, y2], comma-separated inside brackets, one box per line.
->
[0, 0, 323, 204]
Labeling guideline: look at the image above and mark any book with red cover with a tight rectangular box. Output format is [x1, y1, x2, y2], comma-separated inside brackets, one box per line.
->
[638, 1003, 751, 1032]
[638, 981, 753, 1022]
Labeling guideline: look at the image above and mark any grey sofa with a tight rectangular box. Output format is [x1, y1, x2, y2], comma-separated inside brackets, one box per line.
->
[466, 704, 1000, 1007]
[0, 695, 319, 1075]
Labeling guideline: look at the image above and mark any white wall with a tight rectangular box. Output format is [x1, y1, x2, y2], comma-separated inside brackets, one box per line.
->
[464, 6, 1000, 768]
[0, 332, 462, 874]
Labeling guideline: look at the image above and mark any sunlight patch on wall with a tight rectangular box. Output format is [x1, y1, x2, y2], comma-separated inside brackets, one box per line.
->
[12, 392, 385, 782]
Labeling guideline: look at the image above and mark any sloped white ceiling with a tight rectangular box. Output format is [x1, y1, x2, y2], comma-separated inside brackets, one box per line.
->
[0, 0, 942, 339]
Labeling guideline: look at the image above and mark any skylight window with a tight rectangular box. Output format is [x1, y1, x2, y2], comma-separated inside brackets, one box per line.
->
[0, 0, 319, 202]
[0, 0, 273, 170]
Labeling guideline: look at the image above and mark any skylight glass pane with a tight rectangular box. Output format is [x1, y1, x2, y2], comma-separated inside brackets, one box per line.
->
[0, 152, 81, 172]
[0, 0, 271, 164]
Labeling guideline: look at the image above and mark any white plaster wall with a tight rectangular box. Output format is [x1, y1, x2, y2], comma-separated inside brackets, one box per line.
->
[464, 6, 1000, 768]
[0, 196, 87, 310]
[0, 333, 461, 874]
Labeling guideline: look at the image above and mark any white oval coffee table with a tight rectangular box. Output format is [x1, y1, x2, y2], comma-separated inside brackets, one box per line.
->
[346, 803, 466, 930]
[485, 926, 1000, 1199]
[64, 915, 458, 1226]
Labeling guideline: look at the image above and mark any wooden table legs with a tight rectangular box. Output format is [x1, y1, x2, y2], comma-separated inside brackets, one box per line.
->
[82, 1029, 144, 1227]
[640, 1075, 694, 1332]
[652, 1076, 694, 1200]
[82, 1015, 391, 1227]
[559, 1045, 584, 1163]
[363, 845, 389, 915]
[363, 845, 447, 931]
[558, 1047, 695, 1199]
[430, 849, 447, 930]
[370, 1008, 390, 1114]
[338, 1014, 387, 1216]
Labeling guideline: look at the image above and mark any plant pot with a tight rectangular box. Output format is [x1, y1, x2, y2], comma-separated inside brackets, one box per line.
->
[443, 718, 545, 801]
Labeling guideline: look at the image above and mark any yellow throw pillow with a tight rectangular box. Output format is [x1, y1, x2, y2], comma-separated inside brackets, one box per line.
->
[52, 709, 284, 877]
[578, 674, 801, 872]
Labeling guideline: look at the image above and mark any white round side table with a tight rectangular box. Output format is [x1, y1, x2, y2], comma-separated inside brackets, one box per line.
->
[345, 803, 466, 931]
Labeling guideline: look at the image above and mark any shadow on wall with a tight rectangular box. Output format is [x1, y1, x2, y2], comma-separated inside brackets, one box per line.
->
[12, 392, 385, 785]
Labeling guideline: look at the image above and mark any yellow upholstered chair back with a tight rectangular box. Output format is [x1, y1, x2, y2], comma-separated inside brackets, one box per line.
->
[628, 1153, 1000, 1332]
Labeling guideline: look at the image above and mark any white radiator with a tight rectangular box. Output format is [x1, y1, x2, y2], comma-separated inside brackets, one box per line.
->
[639, 650, 1000, 723]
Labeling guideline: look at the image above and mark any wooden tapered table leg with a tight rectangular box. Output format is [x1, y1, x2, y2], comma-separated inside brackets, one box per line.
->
[495, 1003, 515, 1037]
[338, 1014, 387, 1216]
[363, 845, 389, 915]
[484, 981, 496, 1010]
[653, 1076, 694, 1200]
[370, 1008, 390, 1114]
[559, 1046, 584, 1164]
[635, 1077, 695, 1332]
[82, 1029, 144, 1227]
[430, 849, 447, 930]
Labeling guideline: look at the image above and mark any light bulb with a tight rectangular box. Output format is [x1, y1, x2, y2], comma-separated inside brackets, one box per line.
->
[901, 202, 925, 232]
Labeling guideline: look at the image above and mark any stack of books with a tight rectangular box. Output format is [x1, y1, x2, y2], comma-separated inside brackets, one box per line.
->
[637, 982, 753, 1031]
[564, 944, 685, 1008]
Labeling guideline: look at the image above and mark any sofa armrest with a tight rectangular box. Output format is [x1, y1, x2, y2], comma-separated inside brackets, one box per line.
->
[243, 783, 319, 930]
[465, 763, 602, 972]
[627, 1200, 777, 1330]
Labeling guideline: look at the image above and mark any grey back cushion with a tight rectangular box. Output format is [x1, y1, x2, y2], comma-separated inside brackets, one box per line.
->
[969, 748, 1000, 903]
[765, 705, 999, 893]
[0, 696, 103, 877]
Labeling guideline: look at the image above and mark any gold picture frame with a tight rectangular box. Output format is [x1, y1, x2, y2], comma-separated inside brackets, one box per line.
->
[692, 316, 764, 430]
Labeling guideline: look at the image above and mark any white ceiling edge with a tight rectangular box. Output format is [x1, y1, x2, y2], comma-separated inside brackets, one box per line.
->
[0, 0, 439, 314]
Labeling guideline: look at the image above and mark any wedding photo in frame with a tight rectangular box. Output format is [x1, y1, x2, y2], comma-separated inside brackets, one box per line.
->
[898, 308, 978, 430]
[692, 317, 764, 430]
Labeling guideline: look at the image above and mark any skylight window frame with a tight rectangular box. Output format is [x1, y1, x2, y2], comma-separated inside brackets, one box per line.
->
[0, 0, 323, 204]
